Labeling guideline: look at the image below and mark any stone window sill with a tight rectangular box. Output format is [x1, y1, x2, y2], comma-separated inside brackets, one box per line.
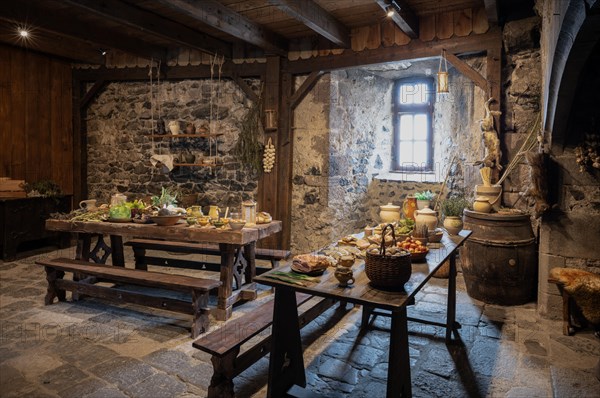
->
[374, 171, 442, 183]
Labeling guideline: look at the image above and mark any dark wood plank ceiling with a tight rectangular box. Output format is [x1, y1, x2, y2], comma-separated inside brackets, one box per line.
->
[0, 0, 487, 65]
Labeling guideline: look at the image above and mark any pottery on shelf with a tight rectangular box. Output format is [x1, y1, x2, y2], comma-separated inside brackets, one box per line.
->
[168, 120, 180, 135]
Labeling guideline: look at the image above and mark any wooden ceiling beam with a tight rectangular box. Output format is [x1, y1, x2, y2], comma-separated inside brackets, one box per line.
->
[0, 1, 167, 62]
[284, 28, 502, 74]
[375, 0, 419, 39]
[483, 0, 498, 24]
[62, 0, 232, 58]
[267, 0, 350, 48]
[0, 23, 104, 64]
[151, 0, 287, 56]
[72, 63, 266, 82]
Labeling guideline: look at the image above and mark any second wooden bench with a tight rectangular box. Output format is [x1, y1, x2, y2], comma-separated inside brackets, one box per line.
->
[193, 293, 338, 398]
[124, 238, 290, 272]
[35, 257, 221, 338]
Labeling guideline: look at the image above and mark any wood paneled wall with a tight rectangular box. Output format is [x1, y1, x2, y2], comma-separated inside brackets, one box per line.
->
[0, 44, 73, 194]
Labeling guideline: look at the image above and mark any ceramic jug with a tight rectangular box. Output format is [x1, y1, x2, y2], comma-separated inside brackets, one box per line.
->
[79, 199, 97, 212]
[208, 205, 220, 220]
[402, 196, 418, 220]
[168, 120, 180, 135]
[187, 205, 203, 217]
[414, 207, 438, 230]
[379, 203, 401, 223]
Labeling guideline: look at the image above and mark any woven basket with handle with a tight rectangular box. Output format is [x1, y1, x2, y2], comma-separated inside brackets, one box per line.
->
[365, 224, 412, 288]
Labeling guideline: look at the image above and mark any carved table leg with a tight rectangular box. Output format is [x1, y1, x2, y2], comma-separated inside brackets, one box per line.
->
[208, 348, 240, 398]
[132, 246, 148, 271]
[243, 242, 256, 284]
[44, 267, 66, 305]
[110, 235, 125, 267]
[388, 308, 411, 398]
[215, 243, 236, 321]
[73, 233, 92, 301]
[191, 289, 210, 338]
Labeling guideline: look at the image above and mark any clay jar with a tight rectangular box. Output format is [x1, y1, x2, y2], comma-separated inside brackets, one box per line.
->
[379, 203, 401, 223]
[414, 207, 438, 231]
[168, 121, 180, 135]
[334, 266, 355, 287]
[473, 197, 492, 213]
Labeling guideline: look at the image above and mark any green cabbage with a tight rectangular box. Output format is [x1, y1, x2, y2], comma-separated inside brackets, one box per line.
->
[109, 204, 131, 219]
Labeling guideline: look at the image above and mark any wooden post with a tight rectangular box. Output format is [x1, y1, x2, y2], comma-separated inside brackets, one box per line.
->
[72, 77, 86, 205]
[258, 56, 281, 249]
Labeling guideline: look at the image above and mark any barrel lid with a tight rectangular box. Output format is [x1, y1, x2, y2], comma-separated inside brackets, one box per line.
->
[464, 209, 530, 221]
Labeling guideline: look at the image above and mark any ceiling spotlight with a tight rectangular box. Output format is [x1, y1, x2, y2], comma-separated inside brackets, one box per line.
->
[386, 6, 395, 17]
[18, 29, 29, 38]
[100, 49, 107, 56]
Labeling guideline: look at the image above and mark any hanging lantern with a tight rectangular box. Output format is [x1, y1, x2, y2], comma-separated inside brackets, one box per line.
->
[437, 49, 449, 93]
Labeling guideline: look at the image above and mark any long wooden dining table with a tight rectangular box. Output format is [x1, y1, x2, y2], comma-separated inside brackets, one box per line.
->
[45, 219, 281, 320]
[255, 230, 472, 397]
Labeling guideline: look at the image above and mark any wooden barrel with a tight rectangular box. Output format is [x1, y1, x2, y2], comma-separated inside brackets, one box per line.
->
[460, 210, 538, 305]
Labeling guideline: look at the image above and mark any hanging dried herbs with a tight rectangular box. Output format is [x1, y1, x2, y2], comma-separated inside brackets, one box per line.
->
[234, 95, 264, 172]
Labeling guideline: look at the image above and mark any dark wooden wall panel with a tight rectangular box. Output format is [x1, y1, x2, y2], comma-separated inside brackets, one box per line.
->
[0, 44, 73, 194]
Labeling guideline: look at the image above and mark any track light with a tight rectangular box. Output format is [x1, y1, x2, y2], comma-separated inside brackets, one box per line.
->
[386, 6, 395, 17]
[100, 49, 108, 56]
[18, 29, 29, 38]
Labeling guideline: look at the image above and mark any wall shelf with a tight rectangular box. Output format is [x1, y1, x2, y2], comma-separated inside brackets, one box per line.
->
[148, 133, 224, 139]
[173, 162, 236, 167]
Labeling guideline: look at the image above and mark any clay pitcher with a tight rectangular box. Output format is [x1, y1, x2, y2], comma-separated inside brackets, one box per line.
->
[402, 196, 418, 220]
[208, 205, 220, 220]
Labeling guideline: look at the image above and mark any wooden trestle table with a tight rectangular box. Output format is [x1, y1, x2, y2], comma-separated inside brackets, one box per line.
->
[45, 219, 281, 320]
[255, 230, 472, 397]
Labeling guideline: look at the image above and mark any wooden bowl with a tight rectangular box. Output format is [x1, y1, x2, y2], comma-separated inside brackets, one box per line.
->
[151, 215, 181, 226]
[229, 221, 246, 231]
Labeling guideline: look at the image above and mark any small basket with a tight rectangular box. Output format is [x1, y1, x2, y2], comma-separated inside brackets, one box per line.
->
[365, 224, 412, 289]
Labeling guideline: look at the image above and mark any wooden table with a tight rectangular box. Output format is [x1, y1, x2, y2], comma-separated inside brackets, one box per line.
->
[46, 219, 281, 320]
[255, 230, 471, 398]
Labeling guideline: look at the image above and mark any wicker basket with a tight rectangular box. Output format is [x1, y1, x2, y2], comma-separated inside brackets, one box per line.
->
[365, 224, 412, 288]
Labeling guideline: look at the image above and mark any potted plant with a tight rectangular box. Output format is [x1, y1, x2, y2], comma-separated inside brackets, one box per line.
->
[415, 190, 435, 210]
[441, 196, 469, 235]
[151, 187, 178, 215]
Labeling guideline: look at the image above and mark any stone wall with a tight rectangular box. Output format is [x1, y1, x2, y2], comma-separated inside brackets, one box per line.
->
[290, 62, 489, 253]
[86, 79, 260, 210]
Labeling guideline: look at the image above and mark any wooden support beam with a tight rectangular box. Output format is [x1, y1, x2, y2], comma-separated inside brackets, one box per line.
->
[151, 0, 287, 56]
[80, 80, 106, 109]
[232, 75, 260, 103]
[73, 63, 266, 82]
[278, 72, 294, 250]
[483, 0, 498, 24]
[0, 23, 104, 65]
[443, 51, 487, 93]
[258, 56, 281, 249]
[0, 1, 167, 62]
[290, 71, 325, 109]
[375, 0, 419, 39]
[62, 0, 232, 58]
[71, 78, 86, 205]
[267, 0, 350, 48]
[284, 28, 501, 74]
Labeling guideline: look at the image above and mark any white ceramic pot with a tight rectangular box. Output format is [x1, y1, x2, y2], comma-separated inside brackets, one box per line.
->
[414, 207, 438, 230]
[443, 216, 463, 235]
[379, 203, 401, 223]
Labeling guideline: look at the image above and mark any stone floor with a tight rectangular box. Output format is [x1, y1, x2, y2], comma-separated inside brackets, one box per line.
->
[1, 245, 599, 398]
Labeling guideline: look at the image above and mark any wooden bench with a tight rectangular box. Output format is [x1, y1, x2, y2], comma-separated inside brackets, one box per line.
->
[35, 257, 221, 338]
[193, 292, 337, 398]
[124, 239, 290, 272]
